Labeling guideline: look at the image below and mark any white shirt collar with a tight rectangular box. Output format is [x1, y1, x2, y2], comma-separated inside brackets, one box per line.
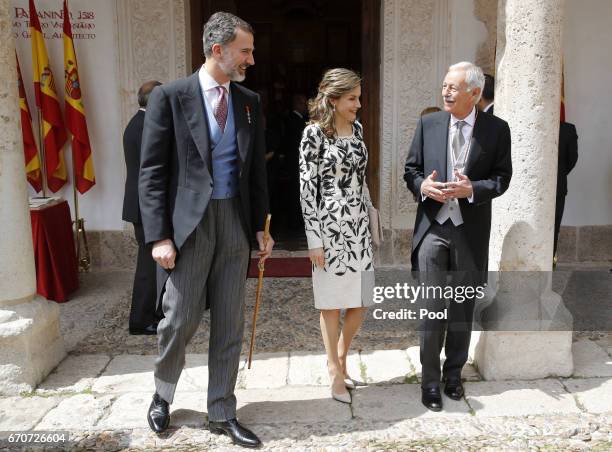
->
[292, 110, 303, 119]
[450, 106, 476, 128]
[483, 102, 494, 113]
[199, 65, 231, 93]
[138, 107, 146, 112]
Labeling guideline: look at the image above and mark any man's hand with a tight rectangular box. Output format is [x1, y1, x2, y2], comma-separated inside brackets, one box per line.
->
[256, 231, 275, 262]
[442, 170, 473, 199]
[420, 170, 447, 203]
[152, 239, 176, 270]
[309, 247, 325, 268]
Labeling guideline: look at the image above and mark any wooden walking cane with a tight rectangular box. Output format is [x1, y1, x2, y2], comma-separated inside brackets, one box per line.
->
[247, 214, 272, 369]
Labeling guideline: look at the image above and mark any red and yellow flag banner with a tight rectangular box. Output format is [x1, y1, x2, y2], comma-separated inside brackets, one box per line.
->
[560, 60, 566, 122]
[30, 0, 68, 192]
[63, 0, 95, 194]
[17, 52, 42, 192]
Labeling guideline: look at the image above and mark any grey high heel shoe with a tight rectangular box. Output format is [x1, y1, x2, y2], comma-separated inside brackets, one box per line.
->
[332, 389, 352, 404]
[344, 378, 356, 390]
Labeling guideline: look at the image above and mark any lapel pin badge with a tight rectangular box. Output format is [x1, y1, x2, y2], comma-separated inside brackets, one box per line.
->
[246, 105, 252, 124]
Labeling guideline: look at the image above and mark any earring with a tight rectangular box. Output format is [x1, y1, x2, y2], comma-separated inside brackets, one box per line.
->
[332, 104, 336, 112]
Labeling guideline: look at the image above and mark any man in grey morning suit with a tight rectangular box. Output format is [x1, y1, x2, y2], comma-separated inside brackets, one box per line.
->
[404, 62, 512, 412]
[138, 12, 274, 447]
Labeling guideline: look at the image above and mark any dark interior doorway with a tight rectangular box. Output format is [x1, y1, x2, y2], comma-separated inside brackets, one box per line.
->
[190, 0, 380, 250]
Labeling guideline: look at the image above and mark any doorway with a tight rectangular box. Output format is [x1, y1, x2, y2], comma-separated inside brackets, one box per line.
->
[190, 0, 380, 250]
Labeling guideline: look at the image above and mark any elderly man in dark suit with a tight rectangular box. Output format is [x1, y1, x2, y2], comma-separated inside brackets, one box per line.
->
[404, 62, 512, 412]
[122, 80, 162, 335]
[139, 12, 273, 447]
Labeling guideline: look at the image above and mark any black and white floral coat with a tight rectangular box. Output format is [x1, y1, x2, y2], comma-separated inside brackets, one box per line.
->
[299, 121, 375, 309]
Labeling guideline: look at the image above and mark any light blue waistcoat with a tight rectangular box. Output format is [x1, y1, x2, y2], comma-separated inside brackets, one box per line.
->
[202, 88, 240, 199]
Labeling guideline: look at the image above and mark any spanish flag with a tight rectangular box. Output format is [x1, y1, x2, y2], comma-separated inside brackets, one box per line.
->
[29, 0, 68, 192]
[17, 52, 42, 192]
[560, 60, 566, 122]
[63, 0, 95, 194]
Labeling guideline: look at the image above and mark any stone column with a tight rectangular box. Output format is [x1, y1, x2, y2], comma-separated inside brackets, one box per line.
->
[472, 0, 572, 379]
[0, 1, 65, 394]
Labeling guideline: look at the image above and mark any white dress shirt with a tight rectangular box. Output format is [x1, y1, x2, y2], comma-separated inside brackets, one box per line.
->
[483, 102, 494, 113]
[198, 66, 231, 113]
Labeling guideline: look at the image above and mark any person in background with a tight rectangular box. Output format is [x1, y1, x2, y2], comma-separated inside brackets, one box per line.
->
[420, 106, 441, 116]
[284, 93, 308, 230]
[554, 121, 578, 264]
[477, 73, 494, 114]
[122, 80, 163, 336]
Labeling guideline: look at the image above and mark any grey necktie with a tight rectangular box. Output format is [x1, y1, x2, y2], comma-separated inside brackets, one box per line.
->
[452, 120, 466, 162]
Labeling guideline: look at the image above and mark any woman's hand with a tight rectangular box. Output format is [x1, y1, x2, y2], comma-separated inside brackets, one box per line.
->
[309, 247, 325, 268]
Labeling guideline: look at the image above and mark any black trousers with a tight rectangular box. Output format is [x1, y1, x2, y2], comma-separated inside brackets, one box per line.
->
[416, 220, 479, 389]
[554, 194, 565, 257]
[129, 222, 162, 329]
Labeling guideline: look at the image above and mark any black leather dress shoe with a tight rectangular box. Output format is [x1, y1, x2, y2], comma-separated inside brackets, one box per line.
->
[421, 387, 443, 411]
[147, 393, 170, 433]
[129, 323, 158, 335]
[444, 378, 464, 400]
[209, 418, 261, 448]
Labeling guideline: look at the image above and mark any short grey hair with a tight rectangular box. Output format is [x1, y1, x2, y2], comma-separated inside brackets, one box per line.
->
[202, 12, 254, 58]
[449, 61, 485, 102]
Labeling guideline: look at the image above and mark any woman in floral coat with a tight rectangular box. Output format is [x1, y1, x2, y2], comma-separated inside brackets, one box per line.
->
[299, 68, 375, 404]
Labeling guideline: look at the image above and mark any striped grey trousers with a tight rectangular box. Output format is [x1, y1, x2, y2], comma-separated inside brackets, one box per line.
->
[154, 198, 250, 421]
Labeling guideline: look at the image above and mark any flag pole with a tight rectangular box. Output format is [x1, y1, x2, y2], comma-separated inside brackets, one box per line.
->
[36, 109, 47, 197]
[70, 141, 90, 272]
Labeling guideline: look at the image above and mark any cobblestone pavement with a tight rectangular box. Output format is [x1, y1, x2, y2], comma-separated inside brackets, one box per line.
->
[67, 271, 419, 356]
[0, 265, 608, 451]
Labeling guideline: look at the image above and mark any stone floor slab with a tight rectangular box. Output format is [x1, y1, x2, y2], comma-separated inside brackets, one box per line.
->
[352, 384, 470, 421]
[35, 394, 113, 430]
[37, 354, 112, 394]
[466, 380, 581, 417]
[563, 377, 612, 414]
[593, 335, 612, 357]
[96, 393, 151, 429]
[169, 392, 208, 428]
[406, 346, 421, 380]
[92, 355, 157, 394]
[0, 396, 62, 430]
[239, 352, 288, 389]
[287, 352, 328, 386]
[236, 386, 352, 424]
[572, 339, 612, 378]
[358, 349, 411, 384]
[92, 355, 200, 394]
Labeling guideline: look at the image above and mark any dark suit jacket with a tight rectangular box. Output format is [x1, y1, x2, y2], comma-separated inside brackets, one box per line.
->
[122, 110, 145, 223]
[138, 71, 269, 252]
[404, 110, 512, 270]
[283, 111, 307, 170]
[557, 122, 578, 197]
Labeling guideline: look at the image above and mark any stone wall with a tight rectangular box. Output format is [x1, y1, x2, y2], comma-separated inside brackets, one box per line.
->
[380, 0, 451, 232]
[116, 0, 190, 139]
